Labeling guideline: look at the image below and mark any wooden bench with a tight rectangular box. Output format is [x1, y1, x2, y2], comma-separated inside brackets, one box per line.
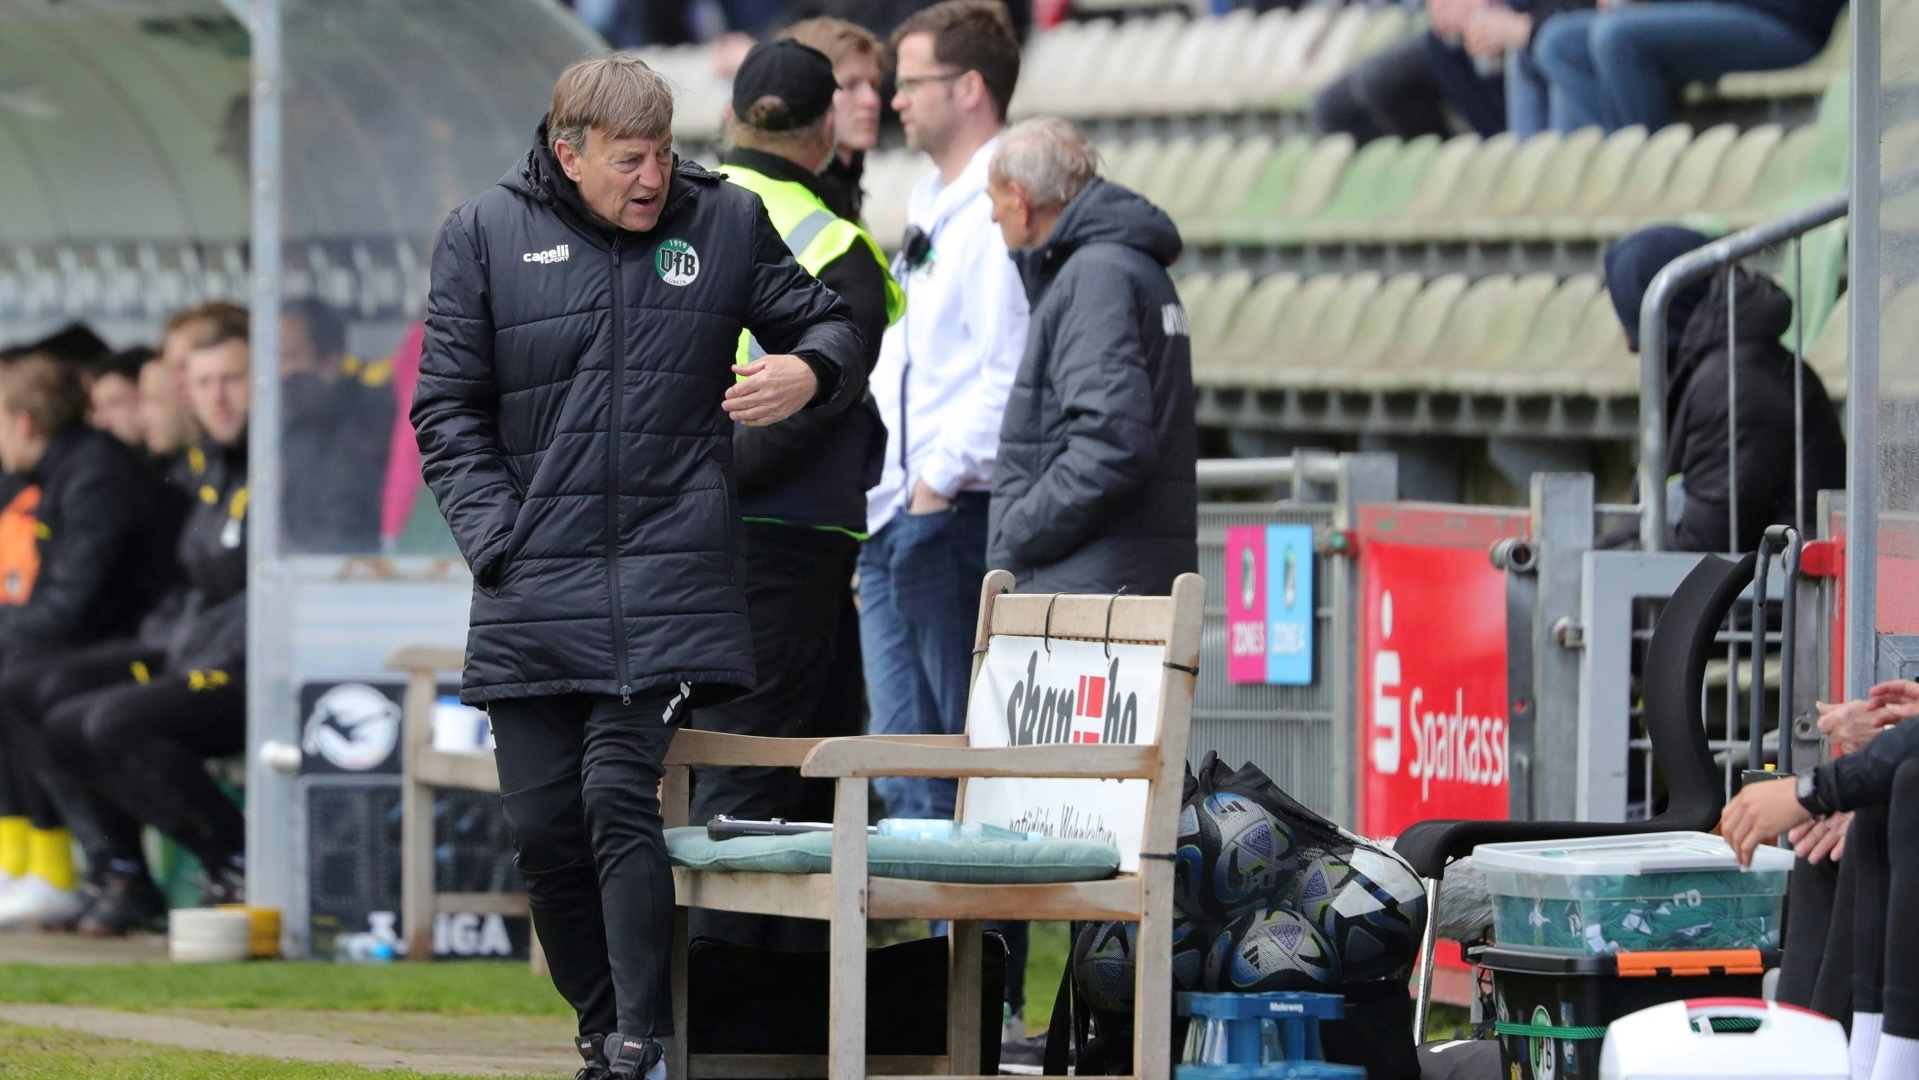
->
[387, 645, 544, 975]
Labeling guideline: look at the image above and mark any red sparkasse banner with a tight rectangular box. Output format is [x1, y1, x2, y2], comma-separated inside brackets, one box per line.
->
[1358, 541, 1511, 840]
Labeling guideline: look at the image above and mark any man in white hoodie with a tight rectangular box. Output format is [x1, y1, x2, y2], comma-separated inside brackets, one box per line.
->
[863, 0, 1028, 824]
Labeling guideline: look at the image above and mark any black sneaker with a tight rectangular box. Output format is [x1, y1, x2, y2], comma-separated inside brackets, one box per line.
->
[199, 865, 246, 907]
[78, 872, 167, 938]
[603, 1033, 665, 1080]
[573, 1034, 609, 1080]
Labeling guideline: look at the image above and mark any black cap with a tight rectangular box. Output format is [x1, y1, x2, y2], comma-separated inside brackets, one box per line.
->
[732, 39, 838, 132]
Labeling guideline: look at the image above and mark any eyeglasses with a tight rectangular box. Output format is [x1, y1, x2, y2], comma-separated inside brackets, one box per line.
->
[894, 70, 967, 94]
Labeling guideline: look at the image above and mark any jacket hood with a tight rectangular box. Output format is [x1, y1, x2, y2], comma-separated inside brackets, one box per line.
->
[1671, 265, 1796, 394]
[1604, 225, 1710, 352]
[502, 122, 717, 241]
[1011, 178, 1183, 303]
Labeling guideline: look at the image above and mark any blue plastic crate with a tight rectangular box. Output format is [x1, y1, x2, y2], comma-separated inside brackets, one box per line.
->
[1176, 991, 1362, 1079]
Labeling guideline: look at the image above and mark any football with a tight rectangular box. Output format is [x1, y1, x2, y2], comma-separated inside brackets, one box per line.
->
[1179, 792, 1298, 921]
[1071, 920, 1137, 1013]
[1204, 906, 1341, 992]
[1314, 846, 1430, 982]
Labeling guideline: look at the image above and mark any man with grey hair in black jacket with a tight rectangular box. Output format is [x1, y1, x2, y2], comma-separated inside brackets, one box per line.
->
[412, 54, 864, 1080]
[985, 117, 1197, 597]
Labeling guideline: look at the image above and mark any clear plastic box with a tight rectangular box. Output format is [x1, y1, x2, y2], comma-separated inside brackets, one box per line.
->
[1472, 832, 1793, 955]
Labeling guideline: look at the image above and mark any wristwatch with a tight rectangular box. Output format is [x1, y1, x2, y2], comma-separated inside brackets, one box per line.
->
[1796, 771, 1833, 817]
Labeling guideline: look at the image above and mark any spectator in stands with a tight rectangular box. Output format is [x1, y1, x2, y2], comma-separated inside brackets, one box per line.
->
[10, 324, 111, 369]
[985, 119, 1197, 595]
[781, 17, 891, 220]
[1460, 0, 1596, 135]
[44, 318, 252, 929]
[1312, 0, 1505, 145]
[1602, 225, 1845, 553]
[692, 39, 900, 953]
[1723, 683, 1919, 1080]
[0, 357, 176, 928]
[280, 298, 392, 554]
[86, 350, 150, 451]
[1534, 0, 1843, 132]
[864, 0, 1034, 1055]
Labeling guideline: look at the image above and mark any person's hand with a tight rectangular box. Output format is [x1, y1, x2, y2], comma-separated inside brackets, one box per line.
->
[1428, 0, 1489, 36]
[1789, 809, 1851, 863]
[1463, 7, 1532, 56]
[908, 478, 951, 514]
[1721, 776, 1813, 867]
[1815, 683, 1915, 754]
[725, 355, 818, 427]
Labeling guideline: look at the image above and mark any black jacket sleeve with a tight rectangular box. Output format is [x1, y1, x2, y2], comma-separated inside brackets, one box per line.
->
[992, 267, 1161, 569]
[734, 245, 888, 494]
[740, 200, 864, 418]
[1817, 718, 1919, 812]
[0, 443, 137, 651]
[411, 209, 522, 588]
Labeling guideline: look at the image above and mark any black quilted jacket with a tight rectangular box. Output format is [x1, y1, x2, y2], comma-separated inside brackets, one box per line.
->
[413, 127, 863, 705]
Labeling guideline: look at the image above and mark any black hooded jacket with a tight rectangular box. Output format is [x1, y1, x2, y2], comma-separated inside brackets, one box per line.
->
[412, 126, 864, 705]
[988, 178, 1198, 595]
[1666, 267, 1846, 554]
[0, 427, 174, 657]
[150, 434, 249, 674]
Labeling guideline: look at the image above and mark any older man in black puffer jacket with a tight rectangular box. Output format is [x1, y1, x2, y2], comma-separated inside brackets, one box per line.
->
[412, 56, 863, 1080]
[985, 118, 1197, 596]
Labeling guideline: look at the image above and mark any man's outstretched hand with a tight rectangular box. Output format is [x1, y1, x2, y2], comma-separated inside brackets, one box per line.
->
[725, 355, 818, 427]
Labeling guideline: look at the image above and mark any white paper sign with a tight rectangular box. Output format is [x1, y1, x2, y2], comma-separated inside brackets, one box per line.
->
[960, 635, 1165, 872]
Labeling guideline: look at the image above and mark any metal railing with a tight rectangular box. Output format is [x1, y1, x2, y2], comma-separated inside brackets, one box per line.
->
[1636, 191, 1849, 550]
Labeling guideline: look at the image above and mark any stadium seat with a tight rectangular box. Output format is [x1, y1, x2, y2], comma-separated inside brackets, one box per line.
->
[1370, 133, 1483, 241]
[1189, 268, 1255, 353]
[1337, 272, 1427, 371]
[1444, 273, 1558, 389]
[1139, 134, 1203, 209]
[1567, 291, 1639, 396]
[1580, 122, 1725, 239]
[1291, 271, 1384, 381]
[1483, 126, 1621, 240]
[1160, 133, 1239, 221]
[1180, 136, 1277, 244]
[1545, 124, 1676, 239]
[1415, 274, 1522, 387]
[1228, 134, 1353, 244]
[1715, 5, 1849, 100]
[1152, 10, 1256, 116]
[1277, 4, 1377, 109]
[1240, 6, 1333, 108]
[1807, 289, 1848, 395]
[1102, 137, 1165, 194]
[1244, 273, 1344, 387]
[1351, 274, 1471, 389]
[1461, 274, 1606, 393]
[1268, 134, 1402, 244]
[1450, 131, 1563, 240]
[1295, 135, 1439, 243]
[1675, 124, 1785, 233]
[1208, 271, 1302, 378]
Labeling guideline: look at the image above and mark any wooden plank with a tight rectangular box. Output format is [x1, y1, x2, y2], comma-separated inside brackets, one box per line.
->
[802, 741, 1157, 780]
[986, 592, 1175, 645]
[431, 892, 529, 916]
[386, 644, 465, 673]
[947, 921, 983, 1077]
[689, 1056, 948, 1078]
[1132, 858, 1175, 1080]
[662, 765, 690, 831]
[414, 751, 502, 794]
[665, 729, 964, 768]
[829, 779, 869, 1080]
[867, 877, 1141, 922]
[672, 868, 835, 919]
[400, 669, 439, 962]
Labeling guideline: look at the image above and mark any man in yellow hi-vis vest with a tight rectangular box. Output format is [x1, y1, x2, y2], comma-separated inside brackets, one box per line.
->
[690, 39, 903, 951]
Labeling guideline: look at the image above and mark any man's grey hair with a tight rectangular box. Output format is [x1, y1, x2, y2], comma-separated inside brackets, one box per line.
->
[549, 53, 677, 157]
[990, 118, 1100, 210]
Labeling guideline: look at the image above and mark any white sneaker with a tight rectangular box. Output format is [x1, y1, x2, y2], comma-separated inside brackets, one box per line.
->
[0, 876, 87, 929]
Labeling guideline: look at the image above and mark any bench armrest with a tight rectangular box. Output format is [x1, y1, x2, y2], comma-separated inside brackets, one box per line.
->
[799, 739, 1159, 780]
[665, 730, 965, 768]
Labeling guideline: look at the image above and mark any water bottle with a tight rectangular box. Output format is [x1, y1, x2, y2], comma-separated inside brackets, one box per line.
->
[875, 818, 1043, 842]
[333, 932, 396, 963]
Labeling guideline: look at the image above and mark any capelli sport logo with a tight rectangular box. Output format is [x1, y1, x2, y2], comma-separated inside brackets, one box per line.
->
[656, 239, 700, 286]
[522, 244, 570, 264]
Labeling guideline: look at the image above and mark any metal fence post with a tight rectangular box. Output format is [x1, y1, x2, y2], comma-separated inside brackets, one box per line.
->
[1331, 454, 1397, 825]
[1529, 473, 1593, 821]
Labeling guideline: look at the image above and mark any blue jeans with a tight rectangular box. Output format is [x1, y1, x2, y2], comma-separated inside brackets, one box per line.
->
[1506, 45, 1555, 138]
[858, 494, 989, 821]
[1533, 4, 1823, 132]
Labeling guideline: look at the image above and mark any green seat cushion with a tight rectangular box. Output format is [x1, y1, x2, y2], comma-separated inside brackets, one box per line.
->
[665, 827, 1121, 885]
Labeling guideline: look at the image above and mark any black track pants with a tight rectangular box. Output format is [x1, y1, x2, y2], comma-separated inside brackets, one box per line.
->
[688, 524, 861, 952]
[1883, 759, 1919, 1037]
[2, 642, 163, 871]
[45, 665, 246, 873]
[488, 691, 686, 1039]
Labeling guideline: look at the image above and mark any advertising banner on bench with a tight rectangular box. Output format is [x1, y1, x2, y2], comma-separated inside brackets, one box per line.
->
[961, 634, 1165, 872]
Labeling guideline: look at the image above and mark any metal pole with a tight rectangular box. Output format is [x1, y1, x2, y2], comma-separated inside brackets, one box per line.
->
[1794, 239, 1806, 536]
[1846, 0, 1883, 699]
[244, 0, 289, 927]
[1637, 193, 1849, 550]
[1727, 274, 1739, 556]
